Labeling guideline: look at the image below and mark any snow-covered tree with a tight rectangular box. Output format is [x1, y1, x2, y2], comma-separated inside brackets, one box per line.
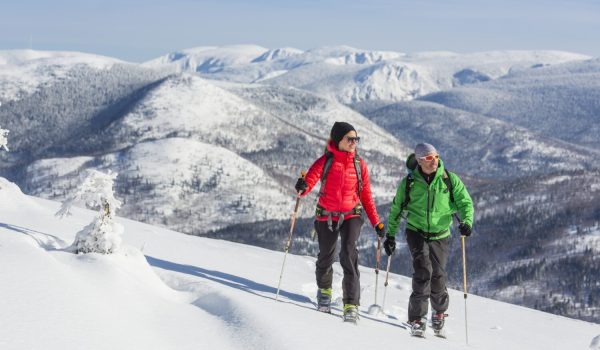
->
[0, 124, 8, 152]
[56, 169, 123, 254]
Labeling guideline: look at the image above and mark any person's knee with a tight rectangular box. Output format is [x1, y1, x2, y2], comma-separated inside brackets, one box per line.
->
[340, 240, 357, 255]
[316, 257, 335, 270]
[413, 255, 432, 274]
[339, 251, 358, 272]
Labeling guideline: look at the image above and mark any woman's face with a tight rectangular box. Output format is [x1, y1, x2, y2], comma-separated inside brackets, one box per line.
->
[338, 131, 359, 152]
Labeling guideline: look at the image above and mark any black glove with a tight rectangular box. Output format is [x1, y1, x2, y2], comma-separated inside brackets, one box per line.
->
[383, 235, 396, 256]
[294, 177, 307, 194]
[375, 223, 385, 238]
[459, 223, 472, 237]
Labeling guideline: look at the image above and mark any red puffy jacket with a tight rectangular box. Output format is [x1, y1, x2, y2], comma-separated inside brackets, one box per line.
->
[301, 141, 380, 227]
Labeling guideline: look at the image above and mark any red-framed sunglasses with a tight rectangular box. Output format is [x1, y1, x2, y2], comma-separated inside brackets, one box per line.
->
[419, 154, 439, 161]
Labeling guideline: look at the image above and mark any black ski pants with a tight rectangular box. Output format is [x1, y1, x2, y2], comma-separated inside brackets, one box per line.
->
[314, 217, 363, 306]
[406, 229, 450, 321]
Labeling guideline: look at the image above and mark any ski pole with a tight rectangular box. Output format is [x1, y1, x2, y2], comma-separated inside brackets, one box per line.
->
[374, 236, 381, 306]
[461, 234, 469, 345]
[381, 253, 393, 311]
[275, 172, 305, 301]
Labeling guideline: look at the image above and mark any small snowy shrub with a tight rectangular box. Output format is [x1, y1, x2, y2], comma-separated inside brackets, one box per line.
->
[56, 169, 123, 254]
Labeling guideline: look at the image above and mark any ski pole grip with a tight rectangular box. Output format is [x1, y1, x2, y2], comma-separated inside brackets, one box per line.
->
[295, 171, 307, 197]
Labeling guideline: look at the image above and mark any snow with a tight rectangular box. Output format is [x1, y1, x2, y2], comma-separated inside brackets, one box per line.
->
[16, 71, 409, 230]
[56, 169, 123, 254]
[591, 334, 600, 349]
[0, 125, 8, 151]
[540, 175, 571, 185]
[145, 45, 590, 104]
[23, 137, 294, 233]
[251, 48, 304, 63]
[142, 45, 269, 73]
[0, 49, 122, 102]
[252, 69, 289, 82]
[1, 177, 599, 350]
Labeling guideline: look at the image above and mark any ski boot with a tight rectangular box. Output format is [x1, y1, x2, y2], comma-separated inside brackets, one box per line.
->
[431, 312, 448, 338]
[316, 288, 332, 313]
[409, 317, 427, 338]
[343, 304, 359, 324]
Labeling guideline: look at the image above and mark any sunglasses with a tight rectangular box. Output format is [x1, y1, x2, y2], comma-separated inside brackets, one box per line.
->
[419, 154, 439, 161]
[346, 136, 361, 143]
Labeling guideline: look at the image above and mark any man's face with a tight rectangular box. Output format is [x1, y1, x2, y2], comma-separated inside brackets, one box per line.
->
[417, 152, 439, 175]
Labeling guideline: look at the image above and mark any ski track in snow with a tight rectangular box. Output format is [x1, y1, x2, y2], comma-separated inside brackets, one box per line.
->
[147, 256, 286, 350]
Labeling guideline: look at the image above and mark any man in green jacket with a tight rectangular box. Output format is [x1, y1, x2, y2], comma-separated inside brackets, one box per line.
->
[384, 143, 474, 336]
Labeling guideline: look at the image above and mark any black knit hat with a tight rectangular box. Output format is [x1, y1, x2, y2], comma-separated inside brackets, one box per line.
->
[330, 121, 356, 146]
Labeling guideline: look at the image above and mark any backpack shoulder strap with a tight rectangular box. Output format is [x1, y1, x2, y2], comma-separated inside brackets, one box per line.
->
[400, 173, 414, 211]
[443, 169, 455, 204]
[354, 153, 363, 195]
[318, 151, 334, 197]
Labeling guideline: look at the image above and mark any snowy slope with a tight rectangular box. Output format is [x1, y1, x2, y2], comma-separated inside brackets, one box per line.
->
[145, 45, 590, 103]
[23, 138, 293, 232]
[1, 178, 598, 350]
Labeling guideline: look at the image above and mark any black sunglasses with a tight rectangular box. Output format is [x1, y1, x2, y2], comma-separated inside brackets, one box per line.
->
[346, 136, 361, 143]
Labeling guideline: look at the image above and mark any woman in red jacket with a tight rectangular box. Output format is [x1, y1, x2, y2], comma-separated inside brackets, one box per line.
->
[295, 121, 384, 323]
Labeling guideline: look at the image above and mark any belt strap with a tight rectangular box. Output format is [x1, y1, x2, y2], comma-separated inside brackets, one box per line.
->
[407, 227, 449, 241]
[316, 204, 362, 232]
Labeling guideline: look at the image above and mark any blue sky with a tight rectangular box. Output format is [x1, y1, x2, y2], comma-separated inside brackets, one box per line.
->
[1, 0, 599, 62]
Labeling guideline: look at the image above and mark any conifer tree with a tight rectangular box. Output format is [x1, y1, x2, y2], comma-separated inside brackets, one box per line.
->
[57, 169, 123, 254]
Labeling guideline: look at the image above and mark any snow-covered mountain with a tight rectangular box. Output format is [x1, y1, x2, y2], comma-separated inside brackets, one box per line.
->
[145, 46, 590, 104]
[418, 58, 600, 149]
[0, 52, 408, 234]
[0, 50, 169, 164]
[0, 49, 123, 103]
[364, 100, 600, 179]
[1, 177, 599, 350]
[143, 45, 270, 73]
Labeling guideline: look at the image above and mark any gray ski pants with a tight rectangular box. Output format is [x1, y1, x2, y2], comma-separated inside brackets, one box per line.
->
[406, 229, 450, 321]
[314, 217, 363, 306]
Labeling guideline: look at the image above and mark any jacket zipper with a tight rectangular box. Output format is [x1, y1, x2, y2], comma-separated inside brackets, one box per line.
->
[426, 185, 431, 233]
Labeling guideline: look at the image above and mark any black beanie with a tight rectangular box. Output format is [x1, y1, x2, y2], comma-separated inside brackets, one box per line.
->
[330, 122, 356, 146]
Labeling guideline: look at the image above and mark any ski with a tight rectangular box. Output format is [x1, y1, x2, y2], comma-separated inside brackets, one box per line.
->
[410, 329, 426, 338]
[434, 329, 447, 339]
[342, 305, 359, 324]
[342, 314, 359, 325]
[317, 305, 331, 314]
[431, 312, 448, 338]
[405, 319, 427, 338]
